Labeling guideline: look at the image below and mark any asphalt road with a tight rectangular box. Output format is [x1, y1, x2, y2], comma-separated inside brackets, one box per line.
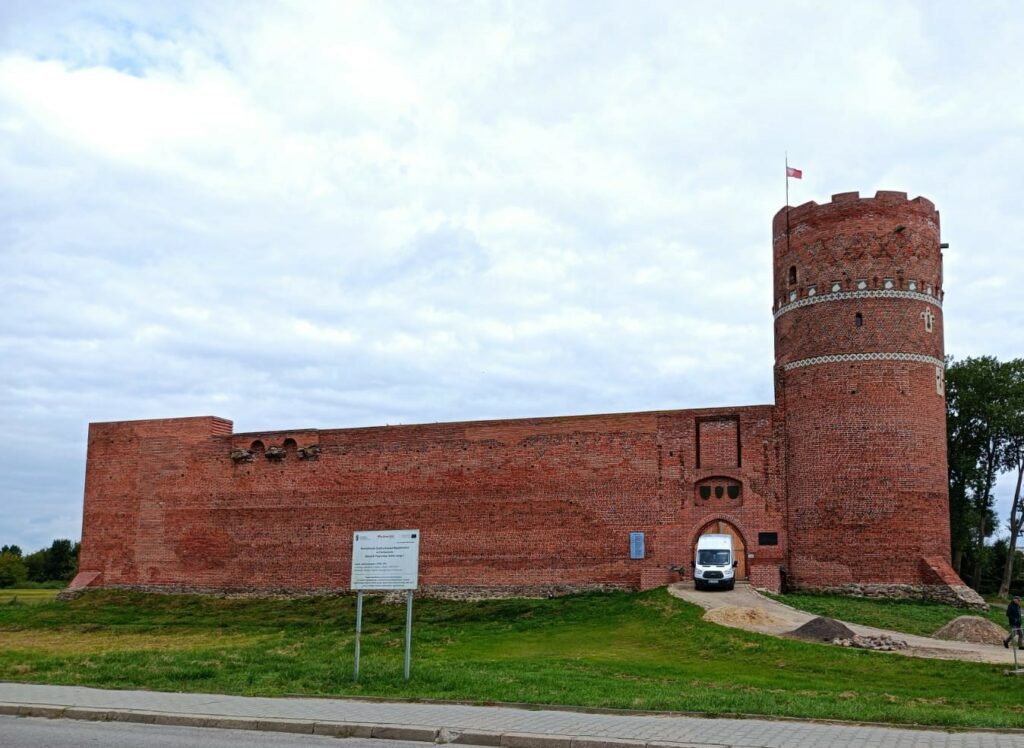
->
[0, 715, 448, 747]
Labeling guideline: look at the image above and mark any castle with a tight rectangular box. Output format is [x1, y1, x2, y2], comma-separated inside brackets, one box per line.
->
[70, 191, 984, 607]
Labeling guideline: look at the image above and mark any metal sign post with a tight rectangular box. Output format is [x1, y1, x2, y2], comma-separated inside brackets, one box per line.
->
[350, 529, 420, 683]
[353, 590, 363, 682]
[1011, 628, 1024, 676]
[404, 590, 413, 680]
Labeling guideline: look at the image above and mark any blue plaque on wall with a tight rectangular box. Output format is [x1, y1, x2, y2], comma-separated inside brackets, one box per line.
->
[629, 532, 645, 560]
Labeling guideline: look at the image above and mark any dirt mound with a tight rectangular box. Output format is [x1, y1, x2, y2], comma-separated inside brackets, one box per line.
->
[932, 616, 1007, 645]
[703, 606, 788, 626]
[789, 616, 856, 641]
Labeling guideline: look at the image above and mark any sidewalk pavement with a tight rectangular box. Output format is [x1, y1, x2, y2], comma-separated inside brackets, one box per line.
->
[1, 683, 1024, 748]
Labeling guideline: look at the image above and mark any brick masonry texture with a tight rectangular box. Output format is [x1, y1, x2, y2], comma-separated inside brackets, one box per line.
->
[72, 191, 979, 606]
[79, 407, 785, 593]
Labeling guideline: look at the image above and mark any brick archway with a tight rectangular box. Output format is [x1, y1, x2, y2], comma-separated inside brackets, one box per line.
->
[694, 518, 747, 579]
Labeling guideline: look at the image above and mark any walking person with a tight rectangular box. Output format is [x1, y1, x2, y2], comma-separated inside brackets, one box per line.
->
[1005, 595, 1023, 649]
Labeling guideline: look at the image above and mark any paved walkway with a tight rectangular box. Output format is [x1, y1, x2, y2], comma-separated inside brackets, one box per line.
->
[1, 683, 1024, 748]
[669, 583, 1019, 665]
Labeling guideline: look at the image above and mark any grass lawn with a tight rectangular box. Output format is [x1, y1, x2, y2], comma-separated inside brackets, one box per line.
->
[0, 589, 1022, 729]
[765, 592, 1012, 637]
[0, 588, 60, 605]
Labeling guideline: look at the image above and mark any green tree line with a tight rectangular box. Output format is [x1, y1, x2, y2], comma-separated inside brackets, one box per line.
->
[0, 539, 79, 588]
[947, 356, 1024, 596]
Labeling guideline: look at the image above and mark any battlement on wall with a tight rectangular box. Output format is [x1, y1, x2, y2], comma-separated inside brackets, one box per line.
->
[772, 190, 939, 236]
[83, 406, 782, 485]
[148, 404, 779, 461]
[770, 188, 944, 306]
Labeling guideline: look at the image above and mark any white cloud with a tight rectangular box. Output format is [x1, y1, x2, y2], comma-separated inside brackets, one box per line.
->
[0, 0, 1022, 549]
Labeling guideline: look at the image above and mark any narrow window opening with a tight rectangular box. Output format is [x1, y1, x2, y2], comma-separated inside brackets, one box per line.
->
[855, 312, 863, 327]
[788, 265, 797, 285]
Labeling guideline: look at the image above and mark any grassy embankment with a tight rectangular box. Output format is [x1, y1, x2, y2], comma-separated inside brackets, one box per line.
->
[0, 588, 60, 605]
[0, 589, 1021, 729]
[766, 591, 1010, 637]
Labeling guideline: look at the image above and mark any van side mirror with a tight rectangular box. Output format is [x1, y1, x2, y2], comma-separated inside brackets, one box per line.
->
[733, 560, 738, 568]
[691, 560, 696, 568]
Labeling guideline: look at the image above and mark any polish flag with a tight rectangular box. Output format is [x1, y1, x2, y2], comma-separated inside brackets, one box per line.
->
[786, 166, 803, 179]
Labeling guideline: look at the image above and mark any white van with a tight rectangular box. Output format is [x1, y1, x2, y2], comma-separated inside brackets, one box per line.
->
[693, 533, 737, 591]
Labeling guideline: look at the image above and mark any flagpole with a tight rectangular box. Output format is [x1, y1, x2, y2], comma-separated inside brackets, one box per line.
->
[785, 152, 791, 258]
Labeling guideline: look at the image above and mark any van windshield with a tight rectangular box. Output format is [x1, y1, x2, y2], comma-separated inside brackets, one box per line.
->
[698, 549, 731, 566]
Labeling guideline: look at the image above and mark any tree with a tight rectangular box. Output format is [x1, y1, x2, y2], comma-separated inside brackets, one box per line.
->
[23, 549, 47, 583]
[43, 539, 77, 582]
[946, 356, 979, 573]
[70, 541, 80, 580]
[977, 538, 1020, 595]
[946, 357, 1015, 589]
[0, 545, 22, 557]
[0, 551, 27, 587]
[997, 359, 1024, 597]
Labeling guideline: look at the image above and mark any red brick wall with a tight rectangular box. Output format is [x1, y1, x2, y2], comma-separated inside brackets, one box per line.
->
[78, 407, 784, 592]
[773, 191, 951, 586]
[697, 418, 739, 468]
[79, 417, 233, 583]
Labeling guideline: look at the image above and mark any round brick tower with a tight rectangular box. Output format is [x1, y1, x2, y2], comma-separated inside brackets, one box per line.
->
[773, 190, 978, 604]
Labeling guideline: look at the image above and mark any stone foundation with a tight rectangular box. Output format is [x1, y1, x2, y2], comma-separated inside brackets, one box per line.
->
[58, 582, 634, 602]
[790, 582, 988, 610]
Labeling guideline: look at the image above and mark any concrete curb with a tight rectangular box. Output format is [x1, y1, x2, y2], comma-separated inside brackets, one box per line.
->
[0, 701, 729, 748]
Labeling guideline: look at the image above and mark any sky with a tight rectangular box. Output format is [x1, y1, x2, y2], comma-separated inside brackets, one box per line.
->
[1, 1, 1022, 552]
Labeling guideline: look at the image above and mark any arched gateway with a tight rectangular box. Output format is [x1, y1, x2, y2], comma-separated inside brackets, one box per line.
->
[694, 519, 747, 579]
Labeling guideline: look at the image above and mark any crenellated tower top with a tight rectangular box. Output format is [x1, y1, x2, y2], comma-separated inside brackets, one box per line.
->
[771, 191, 942, 327]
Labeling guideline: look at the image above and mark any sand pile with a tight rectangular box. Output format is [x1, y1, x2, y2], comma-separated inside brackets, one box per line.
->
[788, 616, 856, 641]
[932, 616, 1008, 645]
[704, 606, 788, 626]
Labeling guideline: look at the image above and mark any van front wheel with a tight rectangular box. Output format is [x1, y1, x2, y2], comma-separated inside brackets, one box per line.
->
[725, 581, 735, 591]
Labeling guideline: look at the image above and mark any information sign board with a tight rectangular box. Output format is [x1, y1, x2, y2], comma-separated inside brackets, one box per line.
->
[351, 529, 420, 590]
[629, 531, 645, 560]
